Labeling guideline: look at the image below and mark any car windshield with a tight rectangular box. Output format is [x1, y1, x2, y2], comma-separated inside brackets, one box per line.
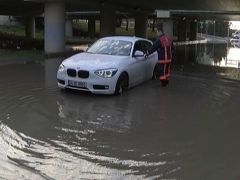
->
[87, 39, 132, 56]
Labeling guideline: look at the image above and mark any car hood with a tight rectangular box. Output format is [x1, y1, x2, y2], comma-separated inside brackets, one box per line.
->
[62, 52, 128, 70]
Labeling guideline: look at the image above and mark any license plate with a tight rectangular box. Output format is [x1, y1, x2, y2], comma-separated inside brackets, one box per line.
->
[68, 80, 86, 88]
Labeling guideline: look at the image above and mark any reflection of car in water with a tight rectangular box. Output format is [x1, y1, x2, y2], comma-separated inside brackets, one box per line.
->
[57, 92, 132, 133]
[55, 92, 168, 178]
[232, 30, 240, 37]
[57, 36, 158, 95]
[230, 30, 240, 47]
[226, 47, 240, 68]
[230, 35, 240, 48]
[230, 36, 240, 43]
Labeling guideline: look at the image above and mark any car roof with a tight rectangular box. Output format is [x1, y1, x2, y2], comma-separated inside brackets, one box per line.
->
[100, 36, 151, 43]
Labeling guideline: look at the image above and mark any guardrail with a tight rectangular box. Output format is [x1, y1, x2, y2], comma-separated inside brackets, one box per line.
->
[174, 39, 208, 46]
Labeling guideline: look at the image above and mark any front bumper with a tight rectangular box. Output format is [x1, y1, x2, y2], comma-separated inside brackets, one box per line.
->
[57, 71, 118, 94]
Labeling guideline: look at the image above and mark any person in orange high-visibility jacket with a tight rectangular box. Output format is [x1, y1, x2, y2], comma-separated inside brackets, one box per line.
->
[145, 24, 173, 86]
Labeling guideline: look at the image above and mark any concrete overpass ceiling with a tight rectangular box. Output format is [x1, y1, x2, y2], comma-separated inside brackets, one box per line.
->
[97, 0, 240, 11]
[65, 1, 100, 12]
[10, 0, 240, 11]
[1, 0, 240, 17]
[0, 0, 43, 15]
[65, 0, 240, 21]
[64, 0, 240, 11]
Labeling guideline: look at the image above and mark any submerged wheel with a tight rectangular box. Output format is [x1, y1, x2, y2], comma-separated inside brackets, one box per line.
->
[115, 73, 128, 95]
[152, 65, 158, 80]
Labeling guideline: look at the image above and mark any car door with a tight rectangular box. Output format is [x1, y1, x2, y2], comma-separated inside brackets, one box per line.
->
[141, 40, 157, 80]
[129, 40, 148, 86]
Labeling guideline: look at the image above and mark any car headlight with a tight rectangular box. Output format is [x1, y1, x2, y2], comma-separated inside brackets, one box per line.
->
[94, 68, 118, 78]
[58, 64, 65, 72]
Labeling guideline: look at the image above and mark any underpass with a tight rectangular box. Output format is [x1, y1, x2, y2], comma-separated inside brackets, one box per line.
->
[0, 0, 240, 179]
[1, 0, 240, 53]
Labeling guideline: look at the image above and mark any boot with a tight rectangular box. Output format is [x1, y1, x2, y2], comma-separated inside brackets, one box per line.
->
[161, 80, 169, 87]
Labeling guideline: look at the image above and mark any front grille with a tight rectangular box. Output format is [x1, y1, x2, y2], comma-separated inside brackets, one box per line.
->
[67, 69, 77, 77]
[78, 70, 89, 78]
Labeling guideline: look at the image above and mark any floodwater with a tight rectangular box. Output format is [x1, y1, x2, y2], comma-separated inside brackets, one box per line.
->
[0, 44, 240, 179]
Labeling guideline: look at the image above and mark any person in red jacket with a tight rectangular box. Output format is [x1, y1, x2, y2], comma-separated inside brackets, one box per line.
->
[145, 23, 173, 86]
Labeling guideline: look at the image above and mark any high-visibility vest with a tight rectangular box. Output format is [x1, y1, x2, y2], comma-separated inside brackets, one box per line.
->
[157, 35, 172, 64]
[157, 35, 173, 80]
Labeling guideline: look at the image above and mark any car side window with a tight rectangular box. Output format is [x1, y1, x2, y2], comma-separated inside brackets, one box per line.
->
[133, 40, 153, 56]
[133, 41, 143, 55]
[141, 41, 152, 53]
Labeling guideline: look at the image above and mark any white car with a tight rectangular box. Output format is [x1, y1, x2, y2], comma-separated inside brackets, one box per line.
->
[57, 36, 158, 94]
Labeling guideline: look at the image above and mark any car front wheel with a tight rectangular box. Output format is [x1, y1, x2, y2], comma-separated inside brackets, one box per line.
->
[114, 73, 128, 95]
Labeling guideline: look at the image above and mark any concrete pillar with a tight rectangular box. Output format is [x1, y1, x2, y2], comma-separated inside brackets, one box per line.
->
[177, 18, 187, 41]
[65, 17, 73, 38]
[152, 18, 156, 32]
[135, 12, 148, 38]
[45, 58, 62, 88]
[100, 4, 116, 37]
[189, 20, 198, 40]
[126, 18, 129, 31]
[25, 16, 35, 39]
[162, 19, 173, 37]
[88, 17, 95, 38]
[44, 2, 65, 54]
[215, 21, 222, 36]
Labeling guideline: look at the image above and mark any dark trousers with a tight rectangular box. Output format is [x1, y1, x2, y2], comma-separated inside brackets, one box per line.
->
[155, 62, 171, 81]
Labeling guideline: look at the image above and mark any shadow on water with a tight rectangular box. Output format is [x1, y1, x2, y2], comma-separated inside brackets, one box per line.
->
[0, 44, 240, 179]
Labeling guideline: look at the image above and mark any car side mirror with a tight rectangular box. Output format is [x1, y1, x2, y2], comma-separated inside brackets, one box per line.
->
[134, 50, 144, 57]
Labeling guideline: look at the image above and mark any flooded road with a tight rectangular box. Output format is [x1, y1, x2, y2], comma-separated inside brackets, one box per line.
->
[0, 44, 240, 179]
